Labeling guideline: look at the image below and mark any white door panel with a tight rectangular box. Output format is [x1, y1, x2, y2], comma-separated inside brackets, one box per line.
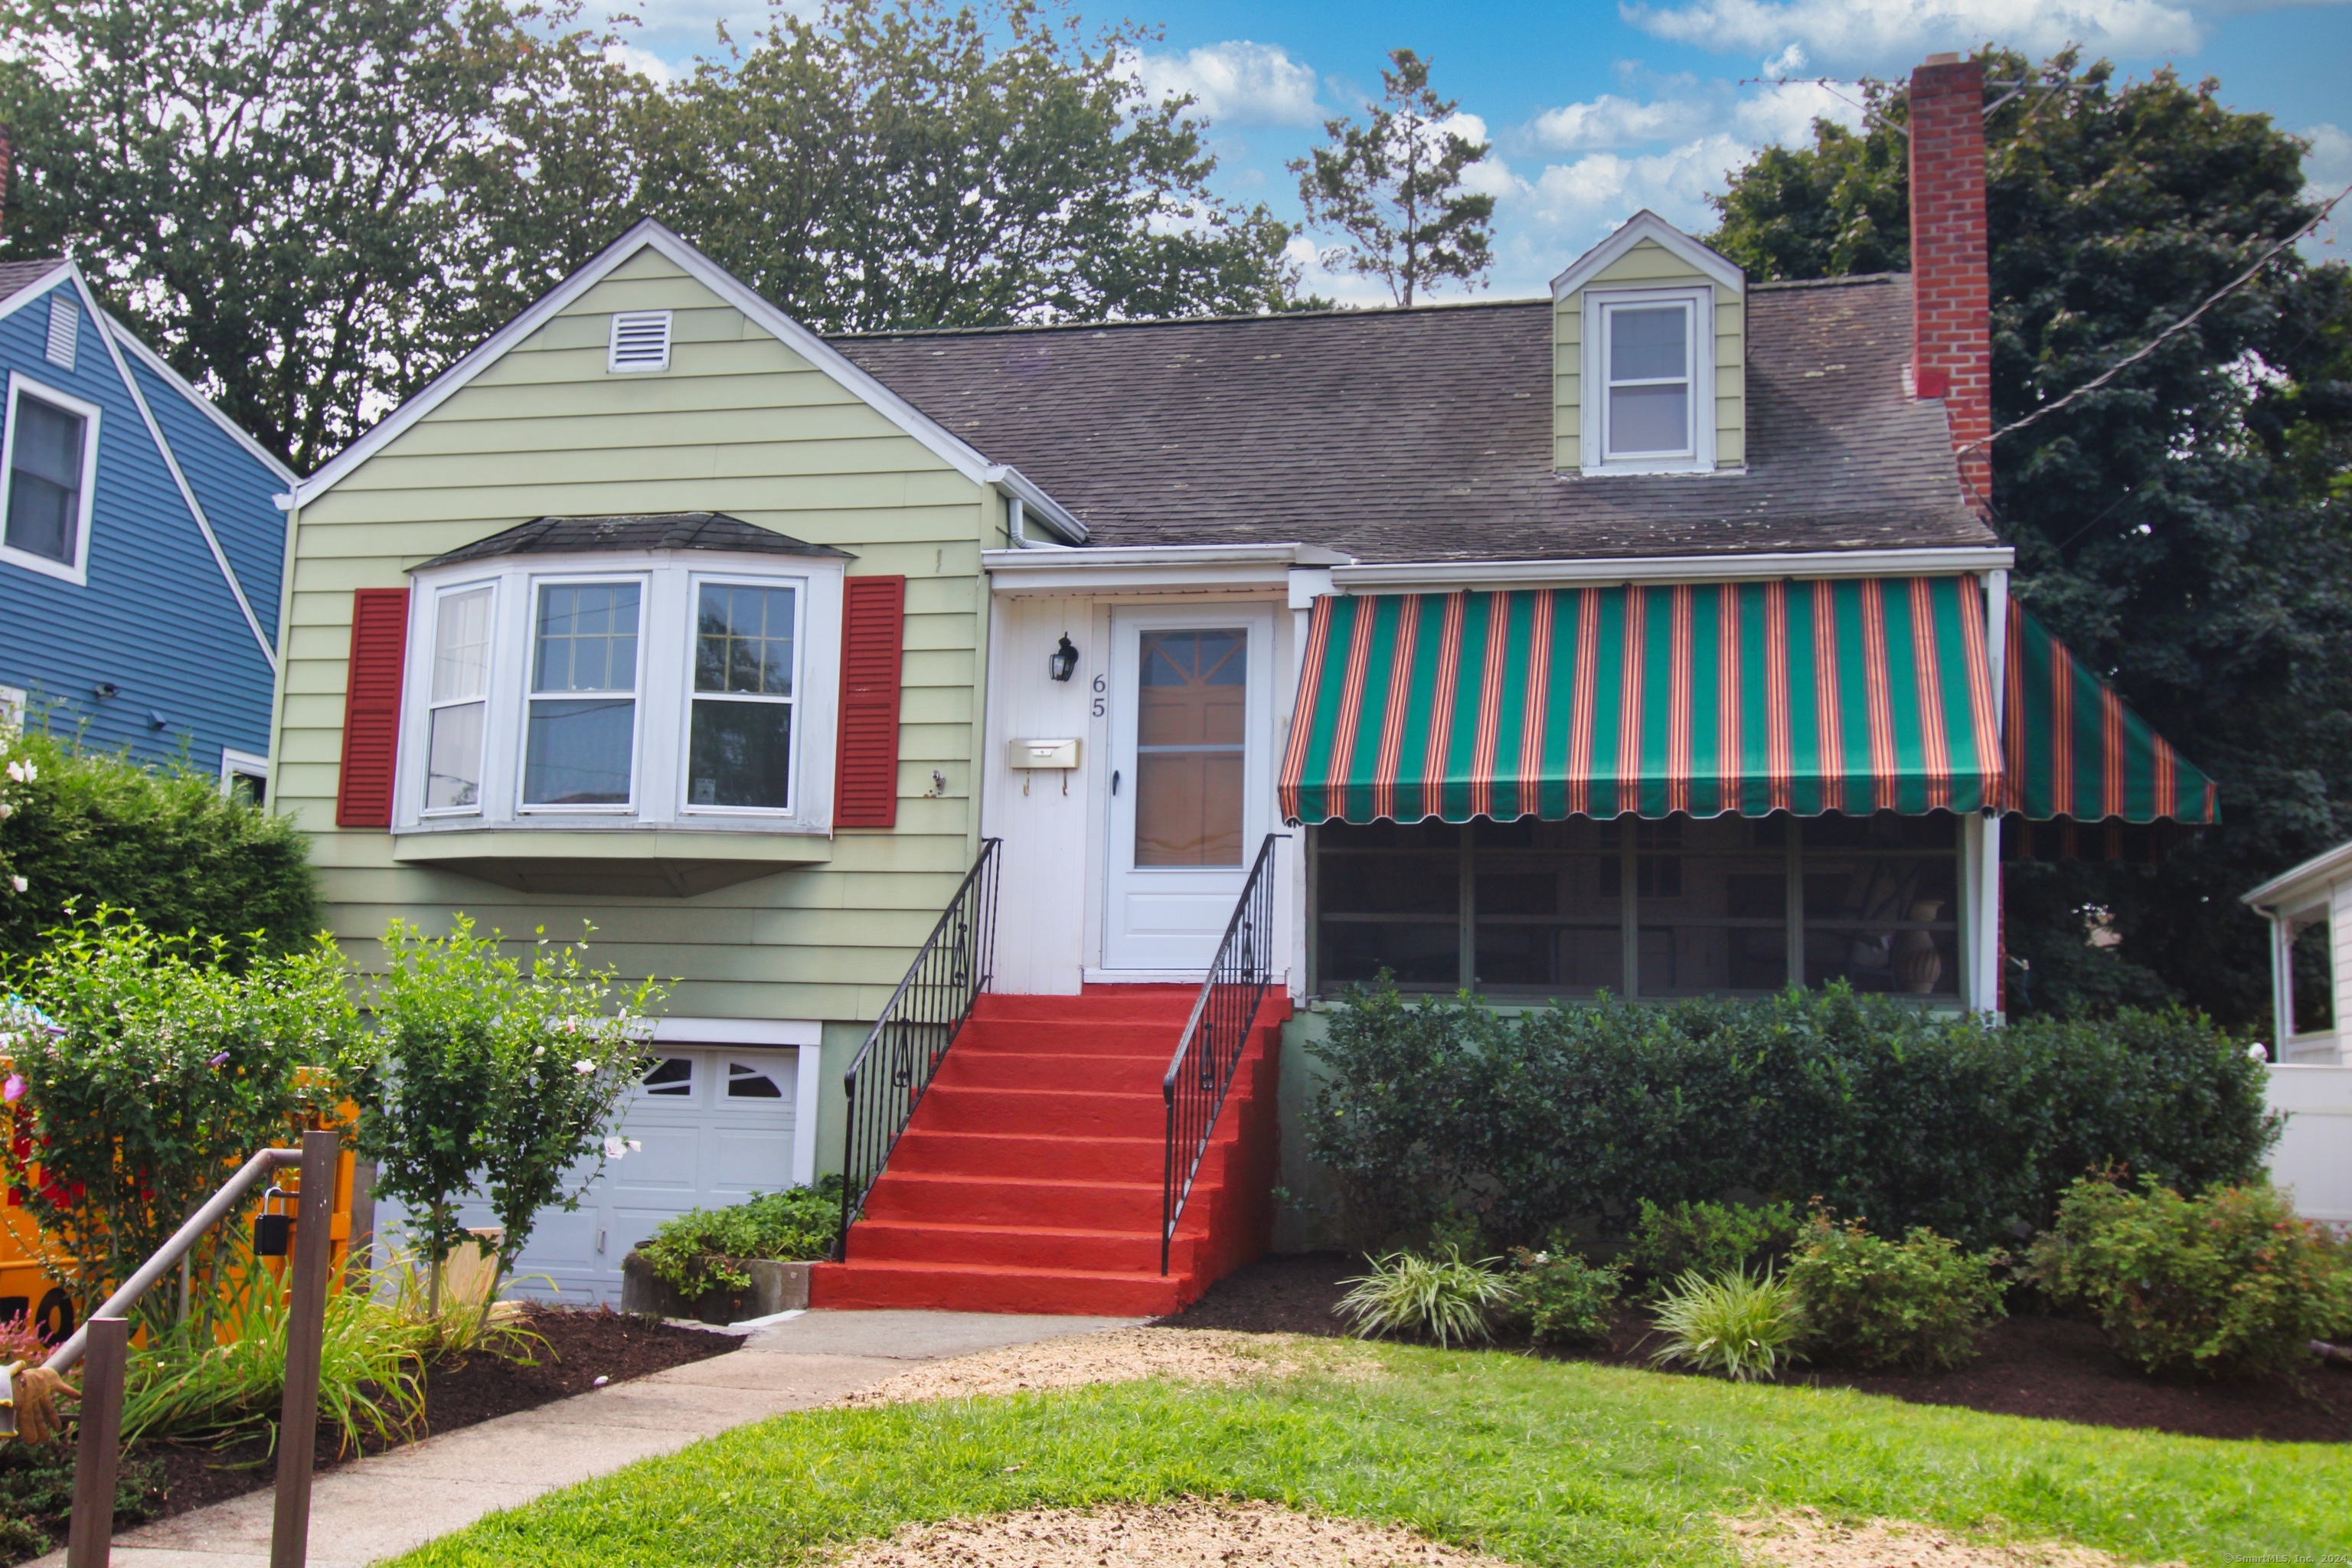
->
[1102, 606, 1275, 971]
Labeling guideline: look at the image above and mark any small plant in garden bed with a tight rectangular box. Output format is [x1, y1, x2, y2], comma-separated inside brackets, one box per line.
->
[2028, 1172, 2352, 1379]
[1506, 1245, 1622, 1346]
[1336, 1247, 1515, 1348]
[0, 1435, 159, 1561]
[639, 1178, 846, 1298]
[1650, 1266, 1804, 1382]
[1625, 1197, 1798, 1291]
[1784, 1210, 2006, 1371]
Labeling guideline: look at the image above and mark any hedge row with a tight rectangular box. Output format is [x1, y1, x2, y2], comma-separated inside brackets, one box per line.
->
[1305, 981, 2278, 1251]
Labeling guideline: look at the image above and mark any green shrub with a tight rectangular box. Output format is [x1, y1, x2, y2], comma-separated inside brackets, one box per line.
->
[1336, 1247, 1516, 1348]
[2028, 1174, 2351, 1379]
[1625, 1198, 1798, 1287]
[2, 914, 360, 1323]
[1784, 1213, 2005, 1371]
[1305, 978, 2275, 1250]
[0, 730, 316, 959]
[1507, 1247, 1621, 1344]
[1648, 1266, 1805, 1381]
[639, 1180, 847, 1298]
[0, 1436, 158, 1559]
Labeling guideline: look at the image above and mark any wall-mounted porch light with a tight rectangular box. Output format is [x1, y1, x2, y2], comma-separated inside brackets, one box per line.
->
[1048, 634, 1080, 683]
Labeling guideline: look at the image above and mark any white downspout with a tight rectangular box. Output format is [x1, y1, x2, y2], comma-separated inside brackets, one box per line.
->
[1979, 568, 2010, 1017]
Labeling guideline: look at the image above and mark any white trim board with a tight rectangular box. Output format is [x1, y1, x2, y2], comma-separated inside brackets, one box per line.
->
[0, 263, 77, 328]
[0, 371, 102, 586]
[283, 220, 1088, 543]
[652, 1015, 822, 1047]
[1330, 547, 2015, 593]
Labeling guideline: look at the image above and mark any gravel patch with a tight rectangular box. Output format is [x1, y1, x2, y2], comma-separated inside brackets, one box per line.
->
[1728, 1510, 2162, 1568]
[830, 1326, 1371, 1408]
[824, 1500, 1504, 1567]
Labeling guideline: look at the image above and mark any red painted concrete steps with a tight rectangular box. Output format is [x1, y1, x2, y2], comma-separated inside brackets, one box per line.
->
[811, 986, 1288, 1315]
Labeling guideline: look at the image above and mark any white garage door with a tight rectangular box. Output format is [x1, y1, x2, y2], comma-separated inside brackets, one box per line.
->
[374, 1044, 809, 1305]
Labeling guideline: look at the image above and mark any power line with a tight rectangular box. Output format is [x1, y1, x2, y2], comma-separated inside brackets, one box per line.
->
[1957, 181, 2352, 458]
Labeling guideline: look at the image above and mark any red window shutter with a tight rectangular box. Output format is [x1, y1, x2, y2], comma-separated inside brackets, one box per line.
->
[834, 575, 906, 829]
[336, 588, 410, 830]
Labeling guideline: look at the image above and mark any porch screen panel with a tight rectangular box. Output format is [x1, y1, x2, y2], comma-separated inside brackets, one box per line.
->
[2003, 606, 2219, 825]
[1281, 577, 2005, 825]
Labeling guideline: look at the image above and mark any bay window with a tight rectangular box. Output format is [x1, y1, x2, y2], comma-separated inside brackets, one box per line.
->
[394, 549, 841, 839]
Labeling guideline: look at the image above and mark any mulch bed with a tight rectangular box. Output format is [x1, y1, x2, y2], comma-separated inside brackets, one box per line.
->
[38, 1305, 738, 1556]
[1158, 1252, 2352, 1443]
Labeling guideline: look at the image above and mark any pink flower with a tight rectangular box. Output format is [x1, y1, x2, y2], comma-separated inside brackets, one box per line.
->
[3, 1075, 24, 1104]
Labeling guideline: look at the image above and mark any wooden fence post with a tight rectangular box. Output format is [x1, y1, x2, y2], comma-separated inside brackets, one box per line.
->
[64, 1315, 128, 1568]
[269, 1129, 338, 1568]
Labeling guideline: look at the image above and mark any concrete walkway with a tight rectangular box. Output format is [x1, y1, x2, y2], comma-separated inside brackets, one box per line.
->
[44, 1310, 1142, 1568]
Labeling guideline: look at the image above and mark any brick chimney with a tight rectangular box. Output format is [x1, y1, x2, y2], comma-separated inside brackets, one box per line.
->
[1908, 54, 1992, 513]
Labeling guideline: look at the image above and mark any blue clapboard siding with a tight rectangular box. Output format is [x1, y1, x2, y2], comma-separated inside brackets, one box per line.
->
[0, 277, 287, 769]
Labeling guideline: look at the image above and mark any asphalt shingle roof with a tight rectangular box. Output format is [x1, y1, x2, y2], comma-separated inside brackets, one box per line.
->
[414, 512, 854, 569]
[832, 273, 1998, 564]
[0, 260, 67, 303]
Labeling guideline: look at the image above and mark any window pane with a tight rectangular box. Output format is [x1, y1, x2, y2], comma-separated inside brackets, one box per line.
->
[6, 397, 83, 564]
[1609, 306, 1687, 380]
[640, 1057, 693, 1097]
[426, 701, 485, 809]
[1318, 921, 1459, 988]
[1625, 815, 1788, 996]
[696, 583, 795, 696]
[688, 699, 792, 808]
[1474, 848, 1620, 994]
[726, 1061, 785, 1099]
[432, 586, 494, 703]
[534, 583, 639, 693]
[1801, 813, 1961, 996]
[524, 697, 635, 804]
[1609, 383, 1689, 455]
[1134, 629, 1246, 867]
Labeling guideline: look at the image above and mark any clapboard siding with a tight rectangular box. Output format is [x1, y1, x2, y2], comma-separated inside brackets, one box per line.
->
[0, 279, 282, 771]
[279, 242, 999, 1033]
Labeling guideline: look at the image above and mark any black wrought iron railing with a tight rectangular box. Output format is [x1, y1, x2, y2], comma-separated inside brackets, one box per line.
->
[838, 838, 1002, 1256]
[1161, 832, 1286, 1275]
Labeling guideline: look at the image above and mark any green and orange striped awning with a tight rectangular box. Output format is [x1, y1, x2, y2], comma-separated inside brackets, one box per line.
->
[1278, 578, 2220, 827]
[2004, 606, 2218, 825]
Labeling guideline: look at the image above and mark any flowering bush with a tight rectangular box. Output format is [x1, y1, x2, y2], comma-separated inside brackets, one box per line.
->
[1, 913, 358, 1324]
[2027, 1173, 2352, 1379]
[352, 917, 663, 1318]
[1506, 1246, 1622, 1344]
[1783, 1212, 2006, 1371]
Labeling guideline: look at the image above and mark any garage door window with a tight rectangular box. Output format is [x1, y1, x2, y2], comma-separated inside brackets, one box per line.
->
[727, 1060, 785, 1099]
[640, 1057, 694, 1097]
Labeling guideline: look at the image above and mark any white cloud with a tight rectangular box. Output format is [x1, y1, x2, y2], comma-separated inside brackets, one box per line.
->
[603, 42, 676, 88]
[1619, 0, 2207, 67]
[1126, 41, 1322, 129]
[1529, 93, 1713, 152]
[2305, 123, 2352, 253]
[1521, 133, 1756, 236]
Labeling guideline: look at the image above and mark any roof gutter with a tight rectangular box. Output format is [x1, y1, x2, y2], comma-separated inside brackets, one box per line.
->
[1330, 545, 2014, 593]
[2243, 841, 2352, 912]
[985, 466, 1087, 544]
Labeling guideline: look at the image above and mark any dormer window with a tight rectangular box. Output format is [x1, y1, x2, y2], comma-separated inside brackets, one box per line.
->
[1584, 286, 1714, 473]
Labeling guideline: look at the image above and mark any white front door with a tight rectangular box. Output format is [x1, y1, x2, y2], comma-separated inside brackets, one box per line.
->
[1102, 606, 1275, 971]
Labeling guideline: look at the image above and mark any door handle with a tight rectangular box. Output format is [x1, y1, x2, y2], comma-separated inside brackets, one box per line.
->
[1112, 769, 1121, 795]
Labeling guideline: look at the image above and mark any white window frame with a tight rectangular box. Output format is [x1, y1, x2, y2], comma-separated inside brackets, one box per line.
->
[0, 371, 103, 586]
[678, 571, 807, 819]
[518, 573, 650, 817]
[393, 550, 844, 838]
[219, 747, 270, 800]
[1580, 286, 1715, 475]
[0, 686, 24, 733]
[420, 579, 498, 817]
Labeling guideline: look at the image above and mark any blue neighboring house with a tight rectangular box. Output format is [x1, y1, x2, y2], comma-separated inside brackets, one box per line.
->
[0, 258, 293, 794]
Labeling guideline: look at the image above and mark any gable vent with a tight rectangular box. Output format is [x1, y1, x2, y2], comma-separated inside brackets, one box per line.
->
[607, 311, 672, 373]
[43, 295, 76, 371]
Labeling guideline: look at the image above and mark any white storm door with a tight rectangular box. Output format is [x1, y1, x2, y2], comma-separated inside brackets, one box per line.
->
[1102, 606, 1274, 971]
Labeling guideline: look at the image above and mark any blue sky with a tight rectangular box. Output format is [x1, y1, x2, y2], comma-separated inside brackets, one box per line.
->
[614, 0, 2352, 302]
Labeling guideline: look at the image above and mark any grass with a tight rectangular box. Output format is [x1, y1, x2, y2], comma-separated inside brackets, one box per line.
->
[385, 1342, 2348, 1568]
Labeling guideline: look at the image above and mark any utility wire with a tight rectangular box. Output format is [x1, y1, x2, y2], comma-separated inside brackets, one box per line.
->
[1956, 181, 2351, 457]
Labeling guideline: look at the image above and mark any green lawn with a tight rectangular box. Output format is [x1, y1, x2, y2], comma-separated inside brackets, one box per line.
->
[396, 1346, 2347, 1567]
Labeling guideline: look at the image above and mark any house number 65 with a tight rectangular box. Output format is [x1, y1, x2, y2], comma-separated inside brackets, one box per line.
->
[1090, 671, 1107, 718]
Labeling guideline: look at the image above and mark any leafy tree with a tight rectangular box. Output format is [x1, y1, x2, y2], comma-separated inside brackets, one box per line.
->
[1289, 48, 1495, 305]
[355, 918, 662, 1321]
[642, 0, 1299, 330]
[0, 0, 640, 472]
[1709, 48, 2352, 1024]
[1, 914, 359, 1326]
[0, 730, 316, 960]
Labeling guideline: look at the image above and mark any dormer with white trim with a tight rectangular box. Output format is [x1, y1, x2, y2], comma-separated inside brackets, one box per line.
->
[1551, 211, 1746, 475]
